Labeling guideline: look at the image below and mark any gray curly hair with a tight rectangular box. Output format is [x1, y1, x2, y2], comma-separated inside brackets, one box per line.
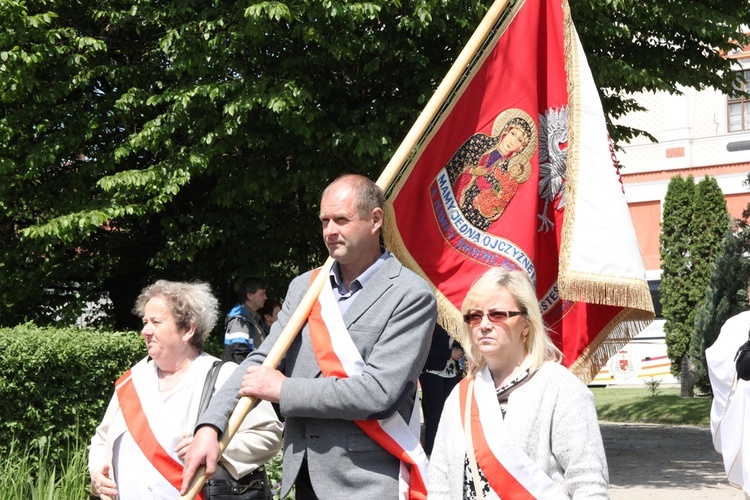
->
[133, 280, 219, 352]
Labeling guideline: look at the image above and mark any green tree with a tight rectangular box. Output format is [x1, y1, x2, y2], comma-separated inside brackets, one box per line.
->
[691, 224, 750, 394]
[0, 0, 748, 327]
[690, 177, 730, 305]
[685, 177, 730, 393]
[660, 176, 695, 375]
[692, 174, 750, 393]
[661, 176, 729, 396]
[571, 0, 750, 144]
[0, 1, 488, 327]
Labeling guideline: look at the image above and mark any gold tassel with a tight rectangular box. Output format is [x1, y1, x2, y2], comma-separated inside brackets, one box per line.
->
[558, 272, 655, 312]
[569, 309, 654, 384]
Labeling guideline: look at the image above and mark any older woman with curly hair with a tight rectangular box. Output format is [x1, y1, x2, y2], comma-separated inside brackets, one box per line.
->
[428, 268, 608, 499]
[89, 280, 282, 499]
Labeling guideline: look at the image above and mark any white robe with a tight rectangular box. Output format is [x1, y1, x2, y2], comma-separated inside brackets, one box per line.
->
[706, 310, 750, 495]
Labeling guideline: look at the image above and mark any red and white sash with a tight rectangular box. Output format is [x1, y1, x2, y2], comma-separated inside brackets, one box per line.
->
[459, 367, 567, 499]
[307, 270, 429, 500]
[115, 369, 204, 500]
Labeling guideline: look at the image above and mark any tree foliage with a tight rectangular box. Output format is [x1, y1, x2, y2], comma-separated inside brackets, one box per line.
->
[661, 176, 729, 380]
[690, 177, 731, 305]
[0, 0, 489, 327]
[660, 176, 696, 373]
[0, 0, 748, 328]
[692, 173, 750, 393]
[571, 0, 750, 144]
[691, 224, 750, 394]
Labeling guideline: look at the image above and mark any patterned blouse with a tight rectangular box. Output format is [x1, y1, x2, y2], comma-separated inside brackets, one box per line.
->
[463, 368, 533, 499]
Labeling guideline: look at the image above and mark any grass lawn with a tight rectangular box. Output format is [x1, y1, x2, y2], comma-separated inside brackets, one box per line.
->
[589, 387, 712, 427]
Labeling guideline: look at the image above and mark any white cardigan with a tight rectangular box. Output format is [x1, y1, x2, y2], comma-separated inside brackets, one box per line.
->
[428, 361, 609, 499]
[89, 353, 282, 492]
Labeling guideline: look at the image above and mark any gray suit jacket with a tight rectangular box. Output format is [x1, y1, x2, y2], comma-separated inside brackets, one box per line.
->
[198, 254, 437, 499]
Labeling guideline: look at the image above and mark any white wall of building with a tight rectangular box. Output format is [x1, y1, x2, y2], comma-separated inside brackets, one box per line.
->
[615, 56, 750, 174]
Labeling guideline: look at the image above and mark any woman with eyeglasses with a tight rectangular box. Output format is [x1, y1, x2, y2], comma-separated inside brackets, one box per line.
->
[427, 268, 608, 499]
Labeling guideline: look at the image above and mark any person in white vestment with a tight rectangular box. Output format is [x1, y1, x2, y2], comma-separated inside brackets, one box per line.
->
[428, 268, 608, 499]
[706, 302, 750, 498]
[88, 280, 282, 499]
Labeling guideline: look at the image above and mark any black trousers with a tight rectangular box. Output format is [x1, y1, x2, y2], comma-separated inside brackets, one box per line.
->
[293, 455, 319, 500]
[419, 372, 460, 455]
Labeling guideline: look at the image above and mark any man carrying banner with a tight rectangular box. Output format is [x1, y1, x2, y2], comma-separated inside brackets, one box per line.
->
[182, 174, 437, 499]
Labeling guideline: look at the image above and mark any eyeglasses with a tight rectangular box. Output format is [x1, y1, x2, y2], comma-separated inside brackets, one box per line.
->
[463, 309, 523, 326]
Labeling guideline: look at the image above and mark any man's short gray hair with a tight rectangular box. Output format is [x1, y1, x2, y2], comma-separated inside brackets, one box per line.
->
[323, 174, 384, 218]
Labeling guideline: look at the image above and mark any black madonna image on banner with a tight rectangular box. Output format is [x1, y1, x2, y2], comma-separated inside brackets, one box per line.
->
[445, 108, 538, 231]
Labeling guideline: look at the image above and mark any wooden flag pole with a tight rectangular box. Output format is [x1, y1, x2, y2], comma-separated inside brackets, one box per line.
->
[179, 258, 333, 500]
[180, 0, 510, 497]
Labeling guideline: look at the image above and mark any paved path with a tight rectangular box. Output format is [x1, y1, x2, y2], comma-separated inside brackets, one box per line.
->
[601, 422, 743, 498]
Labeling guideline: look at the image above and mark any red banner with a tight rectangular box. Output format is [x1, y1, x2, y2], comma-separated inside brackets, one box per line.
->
[384, 0, 653, 382]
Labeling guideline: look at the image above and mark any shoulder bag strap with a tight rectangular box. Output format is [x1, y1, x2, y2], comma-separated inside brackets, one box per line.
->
[198, 360, 224, 417]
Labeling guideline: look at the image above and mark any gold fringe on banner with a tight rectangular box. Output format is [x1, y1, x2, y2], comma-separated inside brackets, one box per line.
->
[560, 0, 654, 383]
[569, 308, 654, 384]
[558, 272, 655, 312]
[558, 0, 654, 382]
[558, 0, 655, 316]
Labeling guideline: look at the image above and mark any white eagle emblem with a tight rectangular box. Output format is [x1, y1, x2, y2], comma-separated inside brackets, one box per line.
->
[537, 106, 568, 232]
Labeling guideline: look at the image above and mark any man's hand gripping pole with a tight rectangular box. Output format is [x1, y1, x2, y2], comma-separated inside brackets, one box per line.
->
[179, 259, 333, 500]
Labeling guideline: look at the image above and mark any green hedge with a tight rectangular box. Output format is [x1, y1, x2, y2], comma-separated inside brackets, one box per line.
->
[0, 324, 143, 463]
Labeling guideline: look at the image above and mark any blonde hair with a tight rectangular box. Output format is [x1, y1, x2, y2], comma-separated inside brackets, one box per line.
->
[460, 268, 562, 377]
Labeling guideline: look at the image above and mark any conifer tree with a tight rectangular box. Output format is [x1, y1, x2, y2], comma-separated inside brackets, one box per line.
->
[691, 224, 750, 393]
[661, 176, 729, 396]
[690, 177, 730, 308]
[660, 176, 695, 375]
[692, 173, 750, 393]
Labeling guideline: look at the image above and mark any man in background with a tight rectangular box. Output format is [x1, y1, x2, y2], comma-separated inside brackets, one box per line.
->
[222, 277, 267, 363]
[419, 323, 463, 456]
[258, 298, 281, 338]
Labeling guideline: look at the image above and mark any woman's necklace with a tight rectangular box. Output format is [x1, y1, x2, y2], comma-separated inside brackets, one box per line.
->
[491, 356, 528, 390]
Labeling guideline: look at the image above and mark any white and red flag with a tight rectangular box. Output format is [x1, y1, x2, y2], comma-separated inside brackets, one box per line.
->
[178, 0, 656, 496]
[383, 0, 654, 381]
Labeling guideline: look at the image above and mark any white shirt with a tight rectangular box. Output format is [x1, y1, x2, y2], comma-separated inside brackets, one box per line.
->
[113, 358, 203, 499]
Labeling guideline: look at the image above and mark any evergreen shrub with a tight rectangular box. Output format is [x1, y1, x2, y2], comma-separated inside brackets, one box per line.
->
[0, 324, 142, 464]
